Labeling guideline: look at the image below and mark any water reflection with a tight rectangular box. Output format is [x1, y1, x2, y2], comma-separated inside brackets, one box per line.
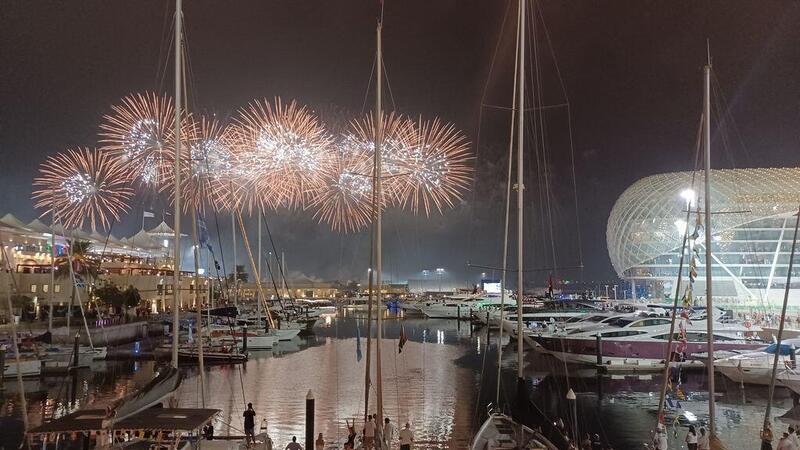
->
[1, 311, 792, 450]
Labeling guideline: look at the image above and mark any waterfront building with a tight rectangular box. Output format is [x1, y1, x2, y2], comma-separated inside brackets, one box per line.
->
[607, 167, 800, 309]
[0, 213, 208, 320]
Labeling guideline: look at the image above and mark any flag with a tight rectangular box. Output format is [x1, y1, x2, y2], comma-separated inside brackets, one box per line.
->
[356, 326, 363, 362]
[398, 324, 408, 353]
[143, 211, 155, 218]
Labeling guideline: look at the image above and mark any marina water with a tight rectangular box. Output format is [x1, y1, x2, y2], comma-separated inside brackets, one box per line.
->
[1, 310, 792, 449]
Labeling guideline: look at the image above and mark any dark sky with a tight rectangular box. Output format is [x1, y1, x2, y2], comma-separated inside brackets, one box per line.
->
[2, 1, 800, 287]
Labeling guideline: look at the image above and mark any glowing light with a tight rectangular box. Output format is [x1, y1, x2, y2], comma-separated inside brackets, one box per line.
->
[680, 188, 696, 206]
[674, 219, 688, 236]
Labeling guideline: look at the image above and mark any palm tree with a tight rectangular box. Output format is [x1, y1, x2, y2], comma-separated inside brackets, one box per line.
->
[54, 240, 100, 320]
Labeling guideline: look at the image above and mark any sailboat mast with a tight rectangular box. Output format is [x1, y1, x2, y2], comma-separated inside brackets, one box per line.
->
[232, 212, 237, 307]
[257, 207, 262, 327]
[516, 0, 525, 381]
[374, 19, 385, 427]
[171, 0, 182, 369]
[703, 60, 715, 435]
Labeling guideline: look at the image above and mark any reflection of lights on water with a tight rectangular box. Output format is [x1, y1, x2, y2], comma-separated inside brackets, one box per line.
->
[476, 336, 481, 354]
[437, 329, 445, 344]
[134, 341, 141, 355]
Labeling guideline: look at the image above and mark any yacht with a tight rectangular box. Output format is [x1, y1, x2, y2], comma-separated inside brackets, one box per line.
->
[530, 316, 764, 367]
[419, 292, 507, 319]
[714, 339, 800, 385]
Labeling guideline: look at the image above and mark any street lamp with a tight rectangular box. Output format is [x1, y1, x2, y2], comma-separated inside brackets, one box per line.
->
[436, 268, 445, 293]
[566, 388, 578, 444]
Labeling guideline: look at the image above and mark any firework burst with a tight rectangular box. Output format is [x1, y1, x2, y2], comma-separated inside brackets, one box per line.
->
[310, 147, 375, 233]
[340, 112, 416, 206]
[230, 98, 334, 211]
[399, 117, 473, 215]
[160, 116, 234, 213]
[32, 148, 134, 231]
[98, 92, 182, 187]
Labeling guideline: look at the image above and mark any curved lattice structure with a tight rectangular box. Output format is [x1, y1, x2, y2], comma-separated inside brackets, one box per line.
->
[607, 167, 800, 278]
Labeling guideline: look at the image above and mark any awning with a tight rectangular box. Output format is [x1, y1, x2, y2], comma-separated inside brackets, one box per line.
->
[29, 408, 219, 434]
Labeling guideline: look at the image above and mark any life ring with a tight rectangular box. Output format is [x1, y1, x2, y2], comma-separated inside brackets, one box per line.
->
[744, 321, 752, 329]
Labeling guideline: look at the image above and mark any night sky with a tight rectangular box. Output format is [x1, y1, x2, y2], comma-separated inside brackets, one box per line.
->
[2, 1, 799, 287]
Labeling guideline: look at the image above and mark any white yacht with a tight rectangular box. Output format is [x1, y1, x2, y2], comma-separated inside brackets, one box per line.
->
[715, 339, 800, 385]
[419, 292, 506, 319]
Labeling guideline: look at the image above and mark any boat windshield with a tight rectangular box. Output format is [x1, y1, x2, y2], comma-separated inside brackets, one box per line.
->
[606, 317, 636, 328]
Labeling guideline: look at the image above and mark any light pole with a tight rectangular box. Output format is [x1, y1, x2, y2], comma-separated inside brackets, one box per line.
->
[436, 268, 445, 293]
[604, 284, 609, 298]
[566, 388, 578, 444]
[613, 285, 618, 300]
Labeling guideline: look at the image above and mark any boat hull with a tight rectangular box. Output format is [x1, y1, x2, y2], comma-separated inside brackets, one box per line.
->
[3, 359, 41, 378]
[533, 335, 764, 367]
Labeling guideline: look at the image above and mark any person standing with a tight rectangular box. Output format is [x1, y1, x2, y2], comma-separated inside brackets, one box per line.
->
[778, 432, 798, 450]
[653, 425, 668, 450]
[685, 425, 698, 450]
[398, 423, 414, 450]
[243, 403, 256, 445]
[315, 433, 325, 450]
[790, 427, 800, 449]
[580, 433, 592, 450]
[697, 428, 710, 450]
[285, 436, 303, 450]
[363, 415, 376, 450]
[383, 417, 395, 448]
[763, 423, 775, 450]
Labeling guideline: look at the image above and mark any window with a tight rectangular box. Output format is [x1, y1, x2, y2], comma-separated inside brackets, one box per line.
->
[54, 284, 61, 293]
[600, 330, 647, 338]
[30, 284, 37, 293]
[43, 284, 49, 293]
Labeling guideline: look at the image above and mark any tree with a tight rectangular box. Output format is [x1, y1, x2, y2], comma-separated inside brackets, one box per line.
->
[54, 240, 100, 317]
[95, 283, 141, 311]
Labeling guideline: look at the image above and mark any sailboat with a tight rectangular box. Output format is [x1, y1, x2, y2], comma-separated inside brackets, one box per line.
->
[471, 1, 556, 449]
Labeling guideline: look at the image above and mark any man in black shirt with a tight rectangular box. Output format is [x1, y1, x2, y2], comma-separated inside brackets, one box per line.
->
[243, 403, 256, 445]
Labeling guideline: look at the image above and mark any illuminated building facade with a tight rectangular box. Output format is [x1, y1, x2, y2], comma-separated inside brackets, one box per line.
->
[607, 167, 800, 309]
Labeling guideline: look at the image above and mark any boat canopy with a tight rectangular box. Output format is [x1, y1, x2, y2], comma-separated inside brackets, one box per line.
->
[28, 407, 219, 435]
[766, 342, 800, 355]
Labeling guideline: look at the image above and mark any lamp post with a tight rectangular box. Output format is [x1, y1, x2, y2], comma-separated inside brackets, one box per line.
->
[436, 268, 445, 293]
[566, 388, 578, 444]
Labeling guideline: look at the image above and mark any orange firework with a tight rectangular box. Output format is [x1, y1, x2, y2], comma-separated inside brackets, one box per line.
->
[229, 98, 334, 212]
[340, 112, 416, 206]
[98, 92, 186, 187]
[310, 148, 375, 233]
[399, 117, 474, 215]
[160, 116, 234, 213]
[32, 148, 134, 231]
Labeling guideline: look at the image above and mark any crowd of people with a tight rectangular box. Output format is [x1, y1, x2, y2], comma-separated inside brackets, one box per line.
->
[761, 422, 800, 450]
[218, 404, 415, 450]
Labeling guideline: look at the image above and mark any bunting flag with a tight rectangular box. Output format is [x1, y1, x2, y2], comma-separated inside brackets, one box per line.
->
[398, 325, 408, 353]
[356, 325, 363, 362]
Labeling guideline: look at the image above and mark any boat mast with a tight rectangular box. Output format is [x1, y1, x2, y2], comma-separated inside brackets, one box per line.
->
[232, 211, 237, 307]
[257, 207, 262, 327]
[516, 0, 525, 381]
[171, 0, 183, 369]
[702, 58, 715, 436]
[374, 18, 385, 427]
[497, 0, 522, 405]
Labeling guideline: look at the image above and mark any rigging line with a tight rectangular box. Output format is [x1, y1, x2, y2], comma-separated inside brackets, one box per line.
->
[361, 56, 377, 115]
[467, 262, 584, 272]
[157, 18, 177, 95]
[380, 56, 397, 112]
[564, 104, 584, 272]
[259, 212, 294, 302]
[654, 113, 704, 433]
[468, 0, 514, 261]
[155, 4, 174, 92]
[529, 0, 558, 275]
[482, 102, 569, 112]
